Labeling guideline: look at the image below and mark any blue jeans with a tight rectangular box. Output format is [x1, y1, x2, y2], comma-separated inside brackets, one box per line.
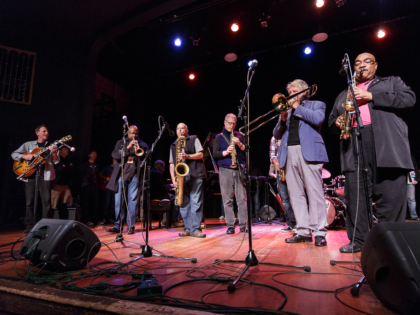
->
[407, 184, 417, 218]
[180, 175, 204, 233]
[277, 177, 296, 228]
[114, 176, 138, 230]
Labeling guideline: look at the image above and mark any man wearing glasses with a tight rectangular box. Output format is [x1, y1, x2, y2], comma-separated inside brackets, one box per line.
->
[213, 113, 248, 234]
[169, 123, 206, 238]
[328, 52, 416, 253]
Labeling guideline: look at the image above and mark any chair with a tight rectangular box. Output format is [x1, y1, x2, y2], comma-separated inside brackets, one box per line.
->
[146, 199, 171, 229]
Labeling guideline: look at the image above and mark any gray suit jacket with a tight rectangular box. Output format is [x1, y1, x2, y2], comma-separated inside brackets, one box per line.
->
[11, 140, 60, 181]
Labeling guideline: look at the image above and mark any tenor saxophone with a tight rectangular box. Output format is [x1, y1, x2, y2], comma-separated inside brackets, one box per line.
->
[174, 136, 189, 206]
[230, 129, 237, 168]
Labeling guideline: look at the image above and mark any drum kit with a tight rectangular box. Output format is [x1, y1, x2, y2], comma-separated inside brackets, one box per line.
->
[322, 168, 346, 229]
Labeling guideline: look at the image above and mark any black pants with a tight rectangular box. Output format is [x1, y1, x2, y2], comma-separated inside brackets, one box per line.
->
[100, 189, 115, 221]
[81, 184, 99, 224]
[24, 177, 52, 227]
[344, 125, 407, 246]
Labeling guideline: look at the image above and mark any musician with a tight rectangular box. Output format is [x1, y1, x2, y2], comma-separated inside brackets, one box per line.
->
[213, 114, 248, 234]
[106, 125, 149, 235]
[52, 146, 74, 219]
[11, 125, 59, 233]
[273, 80, 328, 246]
[269, 136, 295, 231]
[81, 150, 99, 226]
[329, 52, 416, 253]
[98, 158, 117, 224]
[169, 123, 206, 238]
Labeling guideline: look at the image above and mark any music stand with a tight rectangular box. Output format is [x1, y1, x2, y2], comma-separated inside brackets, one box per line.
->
[215, 66, 310, 293]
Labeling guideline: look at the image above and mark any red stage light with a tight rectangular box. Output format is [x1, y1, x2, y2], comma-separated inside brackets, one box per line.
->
[377, 29, 386, 38]
[189, 74, 195, 80]
[316, 0, 324, 8]
[231, 23, 239, 32]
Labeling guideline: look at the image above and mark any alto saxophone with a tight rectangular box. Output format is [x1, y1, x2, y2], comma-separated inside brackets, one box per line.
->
[230, 129, 237, 168]
[340, 69, 361, 140]
[174, 136, 189, 206]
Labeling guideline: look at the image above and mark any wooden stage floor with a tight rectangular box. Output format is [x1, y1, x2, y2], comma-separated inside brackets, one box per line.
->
[0, 219, 398, 315]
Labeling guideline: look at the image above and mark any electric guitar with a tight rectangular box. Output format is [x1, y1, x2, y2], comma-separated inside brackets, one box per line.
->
[13, 135, 72, 178]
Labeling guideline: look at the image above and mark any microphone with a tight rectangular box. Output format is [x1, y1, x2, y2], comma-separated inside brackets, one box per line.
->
[61, 143, 76, 152]
[248, 59, 258, 71]
[339, 54, 348, 76]
[161, 117, 175, 137]
[122, 115, 129, 127]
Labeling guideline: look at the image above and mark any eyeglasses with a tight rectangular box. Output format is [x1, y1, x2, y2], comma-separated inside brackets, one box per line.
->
[354, 58, 376, 66]
[225, 120, 237, 126]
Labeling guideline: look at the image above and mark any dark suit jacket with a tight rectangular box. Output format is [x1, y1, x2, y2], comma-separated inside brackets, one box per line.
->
[328, 75, 416, 172]
[107, 137, 149, 193]
[273, 100, 329, 168]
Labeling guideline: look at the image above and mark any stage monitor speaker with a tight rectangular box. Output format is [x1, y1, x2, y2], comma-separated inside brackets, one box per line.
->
[258, 205, 276, 221]
[361, 222, 420, 315]
[20, 219, 101, 272]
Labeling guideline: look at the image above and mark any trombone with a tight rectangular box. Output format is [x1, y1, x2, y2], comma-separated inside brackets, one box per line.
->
[238, 84, 317, 135]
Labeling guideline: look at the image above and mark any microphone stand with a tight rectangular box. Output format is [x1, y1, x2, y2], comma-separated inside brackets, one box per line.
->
[215, 67, 310, 293]
[329, 55, 373, 296]
[114, 121, 196, 271]
[104, 124, 143, 248]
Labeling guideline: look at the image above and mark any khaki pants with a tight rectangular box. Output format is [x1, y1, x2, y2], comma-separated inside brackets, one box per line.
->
[51, 185, 72, 208]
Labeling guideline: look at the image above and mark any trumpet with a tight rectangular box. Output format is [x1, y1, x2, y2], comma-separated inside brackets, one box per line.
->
[239, 84, 317, 135]
[133, 141, 144, 156]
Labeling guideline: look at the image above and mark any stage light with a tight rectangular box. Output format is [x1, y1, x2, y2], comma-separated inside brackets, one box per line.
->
[316, 0, 324, 8]
[174, 38, 182, 46]
[304, 47, 312, 55]
[377, 29, 386, 38]
[189, 74, 195, 80]
[231, 23, 239, 32]
[248, 60, 253, 67]
[224, 53, 238, 62]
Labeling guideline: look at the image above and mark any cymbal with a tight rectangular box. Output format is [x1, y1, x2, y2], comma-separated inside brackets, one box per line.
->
[322, 168, 331, 179]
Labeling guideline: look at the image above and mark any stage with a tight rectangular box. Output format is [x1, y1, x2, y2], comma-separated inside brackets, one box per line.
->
[0, 219, 400, 315]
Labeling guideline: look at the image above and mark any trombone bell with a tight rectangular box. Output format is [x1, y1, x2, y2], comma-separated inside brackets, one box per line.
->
[272, 93, 288, 112]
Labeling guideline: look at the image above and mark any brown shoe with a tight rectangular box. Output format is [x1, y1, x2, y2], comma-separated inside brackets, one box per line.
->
[172, 220, 185, 228]
[179, 231, 190, 237]
[191, 231, 206, 238]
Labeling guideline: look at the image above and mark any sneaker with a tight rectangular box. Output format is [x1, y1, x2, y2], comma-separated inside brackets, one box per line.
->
[179, 231, 191, 237]
[171, 221, 185, 228]
[219, 216, 225, 220]
[191, 231, 206, 238]
[127, 228, 135, 235]
[281, 226, 294, 233]
[226, 227, 235, 234]
[240, 226, 248, 233]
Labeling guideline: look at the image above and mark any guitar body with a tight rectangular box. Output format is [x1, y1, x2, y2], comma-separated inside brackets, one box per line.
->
[13, 148, 47, 177]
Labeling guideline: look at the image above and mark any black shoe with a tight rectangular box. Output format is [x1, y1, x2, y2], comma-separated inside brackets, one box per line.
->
[339, 242, 362, 253]
[106, 227, 119, 233]
[127, 228, 134, 235]
[281, 226, 293, 233]
[240, 226, 248, 233]
[314, 236, 327, 247]
[408, 217, 420, 221]
[226, 227, 235, 234]
[285, 235, 312, 243]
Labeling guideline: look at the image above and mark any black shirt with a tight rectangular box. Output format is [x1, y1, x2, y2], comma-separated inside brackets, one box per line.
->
[81, 161, 98, 187]
[55, 155, 73, 185]
[288, 111, 301, 146]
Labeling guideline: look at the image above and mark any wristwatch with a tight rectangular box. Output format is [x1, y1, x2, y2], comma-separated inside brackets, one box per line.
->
[187, 154, 190, 159]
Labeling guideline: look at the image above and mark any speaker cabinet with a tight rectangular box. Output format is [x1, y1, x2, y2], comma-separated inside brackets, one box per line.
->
[20, 219, 101, 272]
[361, 222, 420, 315]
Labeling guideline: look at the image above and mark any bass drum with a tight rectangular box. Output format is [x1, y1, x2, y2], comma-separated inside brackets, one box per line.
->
[324, 197, 346, 229]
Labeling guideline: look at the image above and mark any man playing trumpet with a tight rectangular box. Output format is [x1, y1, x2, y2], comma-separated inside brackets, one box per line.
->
[106, 125, 149, 235]
[273, 80, 329, 246]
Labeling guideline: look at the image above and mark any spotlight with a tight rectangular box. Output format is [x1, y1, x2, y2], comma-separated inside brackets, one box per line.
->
[316, 0, 324, 8]
[304, 47, 312, 55]
[174, 38, 182, 47]
[231, 23, 239, 32]
[189, 74, 195, 80]
[377, 29, 386, 38]
[224, 53, 238, 62]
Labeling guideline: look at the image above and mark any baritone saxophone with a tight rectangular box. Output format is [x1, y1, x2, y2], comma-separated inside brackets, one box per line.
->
[174, 136, 189, 206]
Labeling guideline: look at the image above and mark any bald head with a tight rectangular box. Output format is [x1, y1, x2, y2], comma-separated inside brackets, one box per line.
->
[176, 123, 188, 137]
[354, 52, 377, 82]
[128, 125, 139, 140]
